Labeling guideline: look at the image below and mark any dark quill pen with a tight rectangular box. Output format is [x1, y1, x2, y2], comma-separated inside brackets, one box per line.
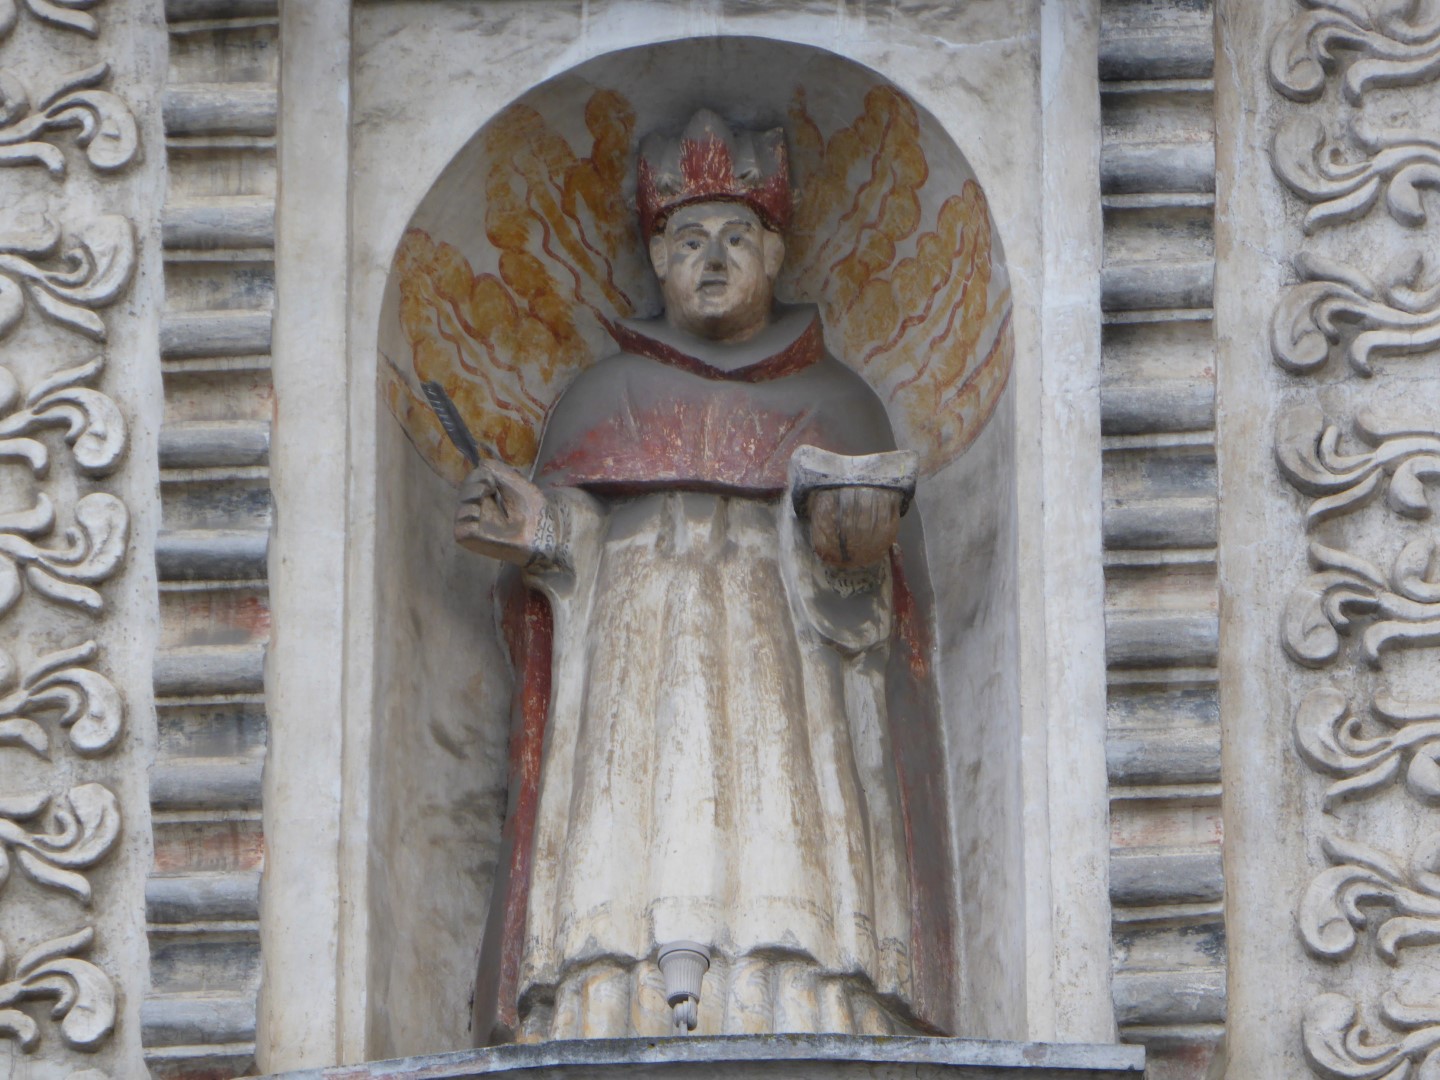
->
[421, 380, 481, 468]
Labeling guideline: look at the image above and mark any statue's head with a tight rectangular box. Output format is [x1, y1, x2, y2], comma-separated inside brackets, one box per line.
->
[638, 110, 790, 343]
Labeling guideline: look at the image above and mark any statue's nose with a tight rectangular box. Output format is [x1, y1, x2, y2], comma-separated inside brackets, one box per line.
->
[703, 237, 725, 270]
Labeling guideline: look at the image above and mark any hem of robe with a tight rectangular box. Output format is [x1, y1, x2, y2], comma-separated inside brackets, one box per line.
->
[515, 948, 925, 1041]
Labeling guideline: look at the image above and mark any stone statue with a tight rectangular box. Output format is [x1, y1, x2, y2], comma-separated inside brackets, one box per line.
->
[456, 110, 955, 1044]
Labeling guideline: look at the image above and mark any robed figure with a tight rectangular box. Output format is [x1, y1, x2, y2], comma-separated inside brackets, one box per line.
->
[456, 110, 956, 1044]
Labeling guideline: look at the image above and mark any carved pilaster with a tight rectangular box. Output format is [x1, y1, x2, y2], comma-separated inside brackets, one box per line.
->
[1265, 2, 1440, 1075]
[140, 2, 276, 1077]
[1097, 2, 1225, 1074]
[0, 19, 135, 1080]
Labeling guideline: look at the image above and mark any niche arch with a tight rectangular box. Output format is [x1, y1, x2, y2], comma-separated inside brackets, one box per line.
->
[368, 35, 1020, 1058]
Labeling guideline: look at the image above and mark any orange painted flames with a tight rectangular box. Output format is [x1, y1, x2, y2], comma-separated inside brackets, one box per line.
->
[390, 84, 1012, 481]
[786, 85, 1012, 468]
[393, 91, 641, 477]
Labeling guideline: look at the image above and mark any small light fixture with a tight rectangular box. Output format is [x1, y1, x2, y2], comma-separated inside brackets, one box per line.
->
[657, 941, 711, 1034]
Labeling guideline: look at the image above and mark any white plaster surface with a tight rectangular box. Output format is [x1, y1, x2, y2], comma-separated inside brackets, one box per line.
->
[259, 0, 353, 1071]
[254, 1033, 1146, 1079]
[0, 3, 167, 1077]
[1029, 0, 1111, 1045]
[35, 0, 1437, 1077]
[1217, 1, 1440, 1076]
[321, 0, 1116, 1065]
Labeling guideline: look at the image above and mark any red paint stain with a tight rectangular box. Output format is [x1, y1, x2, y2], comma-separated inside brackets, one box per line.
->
[492, 582, 553, 1037]
[541, 391, 827, 498]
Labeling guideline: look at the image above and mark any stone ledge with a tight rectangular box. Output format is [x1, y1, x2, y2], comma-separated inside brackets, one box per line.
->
[259, 1035, 1145, 1079]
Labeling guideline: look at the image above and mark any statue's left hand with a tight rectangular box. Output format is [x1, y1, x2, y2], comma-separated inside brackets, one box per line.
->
[455, 458, 554, 567]
[807, 486, 902, 569]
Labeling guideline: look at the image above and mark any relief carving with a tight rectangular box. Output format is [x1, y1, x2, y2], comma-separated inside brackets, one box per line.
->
[0, 491, 128, 615]
[0, 783, 119, 904]
[0, 63, 136, 175]
[1272, 252, 1440, 376]
[1281, 537, 1440, 667]
[0, 214, 134, 342]
[0, 926, 115, 1053]
[445, 107, 959, 1042]
[1273, 115, 1440, 232]
[1269, 2, 1440, 1075]
[0, 0, 106, 39]
[1277, 404, 1440, 527]
[1298, 832, 1440, 963]
[0, 641, 122, 757]
[1304, 991, 1440, 1079]
[0, 0, 134, 1070]
[0, 355, 127, 477]
[1295, 685, 1440, 809]
[1269, 0, 1440, 103]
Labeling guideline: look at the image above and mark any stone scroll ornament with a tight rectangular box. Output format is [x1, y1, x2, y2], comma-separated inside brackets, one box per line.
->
[0, 63, 137, 175]
[0, 354, 128, 478]
[1277, 403, 1440, 527]
[0, 491, 128, 615]
[1304, 991, 1440, 1080]
[0, 214, 134, 342]
[1270, 4, 1440, 1078]
[0, 641, 122, 757]
[1273, 114, 1440, 232]
[0, 251, 131, 617]
[0, 783, 119, 905]
[0, 0, 106, 39]
[1272, 252, 1440, 376]
[1282, 537, 1440, 667]
[1269, 0, 1440, 104]
[1295, 685, 1440, 809]
[0, 354, 129, 616]
[0, 927, 114, 1053]
[1297, 832, 1440, 963]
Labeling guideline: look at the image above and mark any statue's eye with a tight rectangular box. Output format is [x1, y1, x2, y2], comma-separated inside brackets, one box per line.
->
[682, 239, 702, 250]
[728, 235, 743, 246]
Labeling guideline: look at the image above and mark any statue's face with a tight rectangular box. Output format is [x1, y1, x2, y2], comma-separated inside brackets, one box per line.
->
[649, 201, 785, 343]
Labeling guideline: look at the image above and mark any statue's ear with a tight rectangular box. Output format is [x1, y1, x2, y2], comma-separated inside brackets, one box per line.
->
[648, 234, 668, 282]
[762, 229, 785, 281]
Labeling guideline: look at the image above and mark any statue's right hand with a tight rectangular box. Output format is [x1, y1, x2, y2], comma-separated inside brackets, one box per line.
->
[455, 459, 551, 565]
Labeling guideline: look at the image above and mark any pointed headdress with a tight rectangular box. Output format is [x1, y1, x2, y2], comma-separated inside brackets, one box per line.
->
[637, 109, 791, 237]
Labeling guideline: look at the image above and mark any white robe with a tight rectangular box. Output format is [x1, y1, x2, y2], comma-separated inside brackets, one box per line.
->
[515, 487, 917, 1038]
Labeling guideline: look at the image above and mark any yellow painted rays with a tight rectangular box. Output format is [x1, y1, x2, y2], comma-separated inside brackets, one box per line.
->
[387, 84, 1013, 483]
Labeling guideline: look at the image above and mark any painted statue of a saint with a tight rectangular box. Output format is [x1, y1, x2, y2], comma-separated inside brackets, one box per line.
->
[456, 110, 955, 1044]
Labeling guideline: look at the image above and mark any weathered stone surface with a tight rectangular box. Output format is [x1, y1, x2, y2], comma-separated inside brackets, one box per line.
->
[22, 3, 1440, 1080]
[256, 1036, 1145, 1080]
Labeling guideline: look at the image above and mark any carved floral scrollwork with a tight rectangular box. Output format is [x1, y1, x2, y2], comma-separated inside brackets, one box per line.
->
[1296, 685, 1440, 809]
[1278, 404, 1440, 527]
[1273, 252, 1440, 376]
[1304, 991, 1440, 1080]
[0, 355, 126, 477]
[0, 491, 127, 616]
[0, 0, 132, 1066]
[1270, 2, 1440, 1075]
[1282, 537, 1440, 667]
[0, 641, 121, 757]
[1298, 832, 1440, 962]
[0, 0, 106, 39]
[0, 926, 115, 1053]
[0, 63, 136, 175]
[1273, 114, 1440, 232]
[0, 784, 119, 904]
[1269, 0, 1440, 104]
[0, 214, 133, 342]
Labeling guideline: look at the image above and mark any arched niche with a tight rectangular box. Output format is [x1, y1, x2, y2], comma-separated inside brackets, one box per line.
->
[368, 36, 1020, 1058]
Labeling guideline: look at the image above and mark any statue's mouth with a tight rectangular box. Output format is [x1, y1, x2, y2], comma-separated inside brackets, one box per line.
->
[698, 274, 728, 289]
